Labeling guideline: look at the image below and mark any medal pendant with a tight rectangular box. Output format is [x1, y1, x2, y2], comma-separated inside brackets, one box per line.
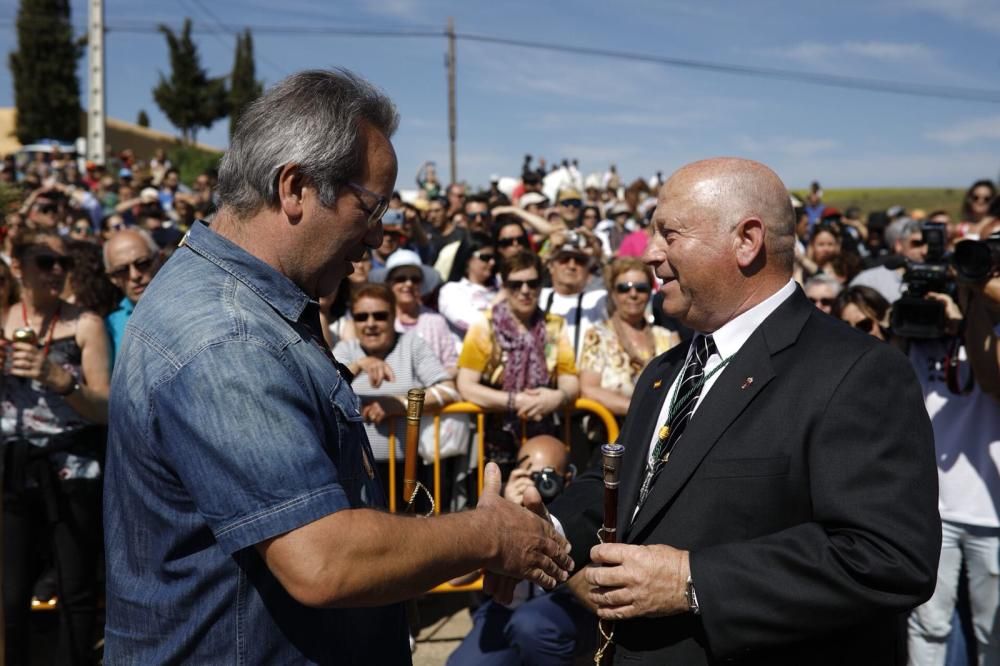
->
[658, 425, 670, 441]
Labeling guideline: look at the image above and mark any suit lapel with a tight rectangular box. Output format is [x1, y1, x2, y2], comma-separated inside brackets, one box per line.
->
[617, 346, 688, 540]
[624, 287, 815, 542]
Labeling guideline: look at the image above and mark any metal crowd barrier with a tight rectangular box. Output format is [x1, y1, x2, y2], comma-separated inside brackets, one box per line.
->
[384, 398, 620, 593]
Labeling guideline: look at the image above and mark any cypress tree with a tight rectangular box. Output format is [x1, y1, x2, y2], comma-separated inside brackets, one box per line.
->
[8, 0, 83, 144]
[153, 19, 228, 144]
[228, 30, 263, 138]
[137, 109, 150, 127]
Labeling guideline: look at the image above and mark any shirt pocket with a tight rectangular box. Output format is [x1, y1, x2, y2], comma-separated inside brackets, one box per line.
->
[327, 378, 383, 509]
[701, 455, 790, 479]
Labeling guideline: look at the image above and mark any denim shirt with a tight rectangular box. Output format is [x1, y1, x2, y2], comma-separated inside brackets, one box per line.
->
[103, 222, 409, 665]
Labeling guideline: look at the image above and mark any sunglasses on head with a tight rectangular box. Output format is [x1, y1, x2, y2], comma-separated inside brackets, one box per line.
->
[505, 278, 542, 291]
[352, 310, 391, 322]
[389, 272, 423, 285]
[614, 281, 651, 294]
[108, 256, 155, 281]
[473, 250, 496, 262]
[33, 253, 74, 272]
[497, 235, 526, 248]
[809, 296, 836, 307]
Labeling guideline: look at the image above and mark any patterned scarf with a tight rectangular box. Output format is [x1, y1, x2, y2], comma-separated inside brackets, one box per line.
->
[491, 300, 550, 393]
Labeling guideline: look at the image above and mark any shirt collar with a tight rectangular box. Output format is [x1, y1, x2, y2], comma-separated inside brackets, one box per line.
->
[702, 279, 797, 360]
[181, 221, 311, 323]
[119, 296, 135, 314]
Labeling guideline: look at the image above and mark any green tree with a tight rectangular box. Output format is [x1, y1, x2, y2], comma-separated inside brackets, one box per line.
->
[136, 109, 150, 127]
[8, 0, 82, 144]
[228, 29, 263, 137]
[153, 19, 227, 144]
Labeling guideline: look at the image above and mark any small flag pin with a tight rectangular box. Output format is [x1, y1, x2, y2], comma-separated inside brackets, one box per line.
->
[741, 376, 754, 390]
[653, 379, 663, 389]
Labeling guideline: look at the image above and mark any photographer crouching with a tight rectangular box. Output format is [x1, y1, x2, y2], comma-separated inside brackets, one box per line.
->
[902, 226, 1000, 666]
[448, 435, 596, 665]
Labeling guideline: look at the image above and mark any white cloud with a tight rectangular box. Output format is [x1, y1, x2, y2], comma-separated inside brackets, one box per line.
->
[902, 0, 1000, 34]
[925, 115, 1000, 145]
[773, 41, 937, 67]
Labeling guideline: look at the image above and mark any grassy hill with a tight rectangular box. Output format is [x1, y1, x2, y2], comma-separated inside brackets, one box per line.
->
[803, 188, 967, 220]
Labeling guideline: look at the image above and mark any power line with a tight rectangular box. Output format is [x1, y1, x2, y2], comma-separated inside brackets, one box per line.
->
[4, 17, 1000, 104]
[180, 0, 284, 78]
[455, 32, 1000, 105]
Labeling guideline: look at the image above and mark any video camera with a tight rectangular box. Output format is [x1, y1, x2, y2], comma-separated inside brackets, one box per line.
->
[892, 226, 1000, 339]
[892, 221, 951, 339]
[954, 231, 1000, 283]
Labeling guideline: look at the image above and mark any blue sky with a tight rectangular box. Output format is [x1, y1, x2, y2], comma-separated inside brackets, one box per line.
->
[3, 0, 1000, 191]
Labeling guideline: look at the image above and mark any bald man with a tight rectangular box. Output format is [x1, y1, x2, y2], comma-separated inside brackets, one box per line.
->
[104, 228, 162, 364]
[449, 436, 594, 665]
[544, 158, 939, 664]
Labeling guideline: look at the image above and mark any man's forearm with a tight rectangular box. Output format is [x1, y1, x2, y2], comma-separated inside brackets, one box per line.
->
[258, 508, 496, 608]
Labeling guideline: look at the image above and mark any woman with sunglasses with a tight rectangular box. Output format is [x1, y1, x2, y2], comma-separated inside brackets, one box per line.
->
[961, 179, 996, 231]
[439, 232, 501, 341]
[332, 283, 456, 504]
[456, 250, 579, 472]
[492, 218, 531, 261]
[2, 230, 111, 665]
[579, 258, 678, 417]
[834, 285, 892, 342]
[370, 249, 456, 378]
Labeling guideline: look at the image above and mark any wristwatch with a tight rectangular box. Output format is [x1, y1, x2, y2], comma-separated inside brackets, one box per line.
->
[685, 575, 701, 615]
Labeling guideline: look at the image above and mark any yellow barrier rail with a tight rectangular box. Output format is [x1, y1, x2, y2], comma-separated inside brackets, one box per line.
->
[382, 398, 620, 594]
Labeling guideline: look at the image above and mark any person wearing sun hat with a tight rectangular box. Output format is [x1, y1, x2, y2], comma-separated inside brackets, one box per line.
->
[369, 249, 454, 375]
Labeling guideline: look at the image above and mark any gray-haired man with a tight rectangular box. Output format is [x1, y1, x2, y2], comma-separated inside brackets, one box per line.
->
[102, 69, 571, 664]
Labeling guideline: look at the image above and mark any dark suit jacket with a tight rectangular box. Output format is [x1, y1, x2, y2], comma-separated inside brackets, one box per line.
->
[551, 287, 940, 665]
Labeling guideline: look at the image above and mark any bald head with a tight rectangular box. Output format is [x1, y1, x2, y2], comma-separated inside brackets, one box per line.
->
[665, 157, 796, 272]
[518, 435, 569, 474]
[104, 228, 162, 304]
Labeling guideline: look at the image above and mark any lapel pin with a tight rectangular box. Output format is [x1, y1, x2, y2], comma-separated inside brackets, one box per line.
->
[741, 376, 754, 390]
[653, 379, 663, 389]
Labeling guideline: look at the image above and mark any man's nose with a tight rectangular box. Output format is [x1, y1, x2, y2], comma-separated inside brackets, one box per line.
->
[364, 222, 384, 250]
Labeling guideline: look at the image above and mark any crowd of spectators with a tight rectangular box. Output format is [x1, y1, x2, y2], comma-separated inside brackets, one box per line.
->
[1, 148, 998, 665]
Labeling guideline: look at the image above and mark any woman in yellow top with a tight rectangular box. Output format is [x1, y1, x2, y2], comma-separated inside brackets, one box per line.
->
[457, 250, 579, 468]
[579, 257, 679, 417]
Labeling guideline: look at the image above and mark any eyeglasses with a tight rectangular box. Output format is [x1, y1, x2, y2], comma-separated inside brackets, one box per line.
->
[555, 254, 589, 267]
[497, 236, 527, 248]
[33, 253, 74, 272]
[389, 272, 423, 285]
[346, 182, 389, 225]
[614, 281, 651, 294]
[970, 193, 992, 203]
[473, 250, 496, 262]
[808, 296, 836, 308]
[108, 256, 155, 280]
[467, 211, 490, 220]
[505, 278, 542, 291]
[35, 205, 56, 215]
[559, 199, 583, 208]
[352, 310, 391, 322]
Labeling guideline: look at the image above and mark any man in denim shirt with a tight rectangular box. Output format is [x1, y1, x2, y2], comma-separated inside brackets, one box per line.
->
[103, 70, 573, 665]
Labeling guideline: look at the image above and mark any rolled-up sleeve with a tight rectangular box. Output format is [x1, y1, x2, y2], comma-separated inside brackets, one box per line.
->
[151, 340, 351, 555]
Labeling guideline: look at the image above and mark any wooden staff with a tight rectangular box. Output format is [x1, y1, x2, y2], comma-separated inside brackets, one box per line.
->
[402, 388, 426, 513]
[596, 442, 624, 666]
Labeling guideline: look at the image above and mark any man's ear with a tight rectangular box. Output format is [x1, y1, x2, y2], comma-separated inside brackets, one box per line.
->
[734, 217, 766, 270]
[276, 164, 306, 220]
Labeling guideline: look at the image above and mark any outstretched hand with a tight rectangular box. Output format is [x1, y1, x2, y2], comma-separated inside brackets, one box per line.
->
[477, 462, 572, 603]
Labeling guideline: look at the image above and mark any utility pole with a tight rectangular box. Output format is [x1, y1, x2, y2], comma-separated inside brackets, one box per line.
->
[446, 17, 457, 185]
[87, 0, 106, 165]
